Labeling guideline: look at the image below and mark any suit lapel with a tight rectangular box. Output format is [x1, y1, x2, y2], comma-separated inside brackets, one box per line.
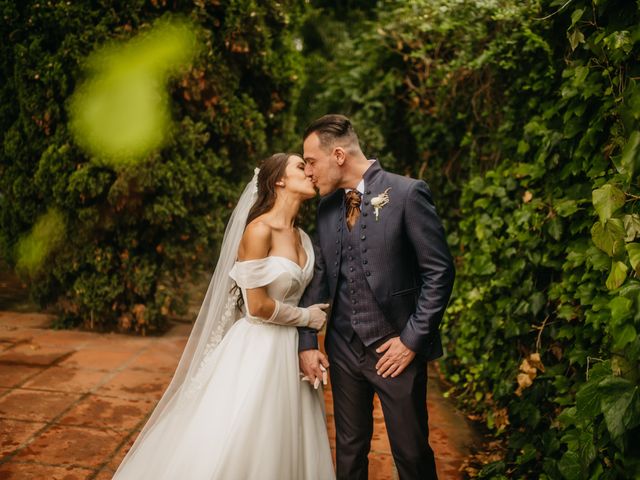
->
[361, 162, 389, 297]
[362, 164, 389, 230]
[319, 190, 344, 301]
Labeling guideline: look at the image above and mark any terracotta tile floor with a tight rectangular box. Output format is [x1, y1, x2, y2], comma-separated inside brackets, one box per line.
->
[0, 312, 478, 479]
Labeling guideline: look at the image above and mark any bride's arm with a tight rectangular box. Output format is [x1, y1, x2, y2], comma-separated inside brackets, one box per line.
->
[237, 222, 276, 319]
[237, 222, 327, 329]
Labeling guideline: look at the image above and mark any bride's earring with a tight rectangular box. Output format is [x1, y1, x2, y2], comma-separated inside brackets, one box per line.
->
[276, 181, 285, 187]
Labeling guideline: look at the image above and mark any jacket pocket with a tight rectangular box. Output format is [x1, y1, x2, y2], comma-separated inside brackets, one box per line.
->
[391, 287, 418, 297]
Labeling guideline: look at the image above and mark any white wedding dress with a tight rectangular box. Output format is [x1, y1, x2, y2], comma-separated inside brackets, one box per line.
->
[112, 228, 335, 479]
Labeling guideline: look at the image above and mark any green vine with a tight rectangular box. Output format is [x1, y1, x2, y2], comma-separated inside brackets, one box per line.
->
[301, 0, 640, 476]
[0, 1, 306, 333]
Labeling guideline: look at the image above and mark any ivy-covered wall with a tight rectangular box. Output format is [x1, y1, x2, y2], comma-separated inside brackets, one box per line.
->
[2, 0, 639, 475]
[0, 0, 305, 333]
[301, 0, 639, 477]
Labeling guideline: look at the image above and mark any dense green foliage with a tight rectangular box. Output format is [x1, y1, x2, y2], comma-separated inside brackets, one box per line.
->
[0, 0, 304, 333]
[3, 0, 640, 475]
[302, 0, 640, 477]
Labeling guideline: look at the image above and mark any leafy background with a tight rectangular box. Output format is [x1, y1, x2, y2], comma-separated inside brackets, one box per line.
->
[1, 0, 639, 477]
[1, 0, 304, 332]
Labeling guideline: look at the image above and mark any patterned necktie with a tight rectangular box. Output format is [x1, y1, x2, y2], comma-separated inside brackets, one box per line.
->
[345, 190, 362, 231]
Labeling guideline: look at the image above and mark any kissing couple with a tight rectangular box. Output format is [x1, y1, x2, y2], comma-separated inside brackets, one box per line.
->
[113, 114, 455, 480]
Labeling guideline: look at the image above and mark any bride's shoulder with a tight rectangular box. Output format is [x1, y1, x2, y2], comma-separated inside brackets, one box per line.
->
[238, 220, 272, 261]
[244, 219, 273, 238]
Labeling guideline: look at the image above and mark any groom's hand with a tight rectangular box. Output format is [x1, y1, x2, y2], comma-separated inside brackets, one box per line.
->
[375, 337, 416, 378]
[299, 349, 329, 388]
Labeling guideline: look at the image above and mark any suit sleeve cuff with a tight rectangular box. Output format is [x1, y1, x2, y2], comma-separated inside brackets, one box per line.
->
[399, 321, 436, 354]
[298, 328, 319, 352]
[399, 329, 422, 353]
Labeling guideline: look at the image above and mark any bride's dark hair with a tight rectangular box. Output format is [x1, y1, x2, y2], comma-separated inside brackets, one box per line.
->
[245, 152, 298, 227]
[232, 152, 300, 311]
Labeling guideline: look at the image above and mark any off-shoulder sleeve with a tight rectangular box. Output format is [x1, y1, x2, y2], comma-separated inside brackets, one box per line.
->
[228, 258, 285, 289]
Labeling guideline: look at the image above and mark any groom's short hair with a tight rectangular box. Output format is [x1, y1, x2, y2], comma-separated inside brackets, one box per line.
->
[303, 114, 359, 150]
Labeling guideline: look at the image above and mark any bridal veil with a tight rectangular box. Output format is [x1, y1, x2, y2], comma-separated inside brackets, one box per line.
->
[114, 168, 259, 473]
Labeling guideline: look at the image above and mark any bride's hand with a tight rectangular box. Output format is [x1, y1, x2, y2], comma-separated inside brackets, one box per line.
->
[307, 303, 329, 330]
[299, 349, 329, 389]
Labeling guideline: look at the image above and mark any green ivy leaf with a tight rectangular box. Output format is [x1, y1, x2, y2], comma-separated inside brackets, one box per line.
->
[558, 406, 578, 427]
[578, 431, 596, 472]
[575, 379, 602, 420]
[547, 217, 563, 241]
[586, 245, 611, 271]
[608, 296, 632, 327]
[555, 199, 580, 217]
[531, 291, 546, 316]
[588, 463, 604, 480]
[471, 253, 496, 275]
[618, 131, 640, 179]
[624, 388, 640, 431]
[568, 28, 585, 51]
[570, 8, 585, 27]
[592, 185, 626, 224]
[627, 243, 640, 275]
[617, 281, 640, 303]
[561, 427, 580, 450]
[623, 215, 640, 242]
[572, 66, 589, 87]
[612, 323, 637, 351]
[606, 260, 628, 290]
[591, 219, 625, 257]
[587, 360, 612, 382]
[598, 377, 636, 439]
[558, 450, 581, 480]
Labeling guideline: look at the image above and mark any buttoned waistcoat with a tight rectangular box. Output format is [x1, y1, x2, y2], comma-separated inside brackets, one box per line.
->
[299, 161, 455, 361]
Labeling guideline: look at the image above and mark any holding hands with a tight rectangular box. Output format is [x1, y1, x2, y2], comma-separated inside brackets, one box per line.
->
[299, 349, 330, 390]
[298, 304, 330, 390]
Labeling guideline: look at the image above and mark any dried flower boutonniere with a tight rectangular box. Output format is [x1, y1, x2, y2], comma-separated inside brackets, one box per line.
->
[370, 188, 391, 221]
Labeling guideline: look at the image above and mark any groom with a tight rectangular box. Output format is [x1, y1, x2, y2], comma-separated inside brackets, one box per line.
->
[298, 114, 455, 479]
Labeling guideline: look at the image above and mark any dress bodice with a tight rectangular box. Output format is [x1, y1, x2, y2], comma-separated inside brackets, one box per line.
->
[228, 228, 314, 320]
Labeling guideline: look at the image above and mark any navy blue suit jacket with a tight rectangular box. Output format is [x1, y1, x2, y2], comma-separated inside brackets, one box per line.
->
[298, 161, 455, 361]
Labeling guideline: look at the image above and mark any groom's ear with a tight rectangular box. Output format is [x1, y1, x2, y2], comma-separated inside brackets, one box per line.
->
[334, 147, 346, 166]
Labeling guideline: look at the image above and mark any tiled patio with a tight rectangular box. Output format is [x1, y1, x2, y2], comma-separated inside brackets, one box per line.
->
[0, 311, 477, 479]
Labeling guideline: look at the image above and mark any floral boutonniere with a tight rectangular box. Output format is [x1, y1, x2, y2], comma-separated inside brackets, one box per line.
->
[370, 188, 391, 221]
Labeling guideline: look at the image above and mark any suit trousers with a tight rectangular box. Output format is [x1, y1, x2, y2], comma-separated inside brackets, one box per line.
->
[325, 326, 438, 480]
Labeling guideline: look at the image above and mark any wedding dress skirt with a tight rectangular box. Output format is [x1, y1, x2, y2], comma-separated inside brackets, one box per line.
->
[113, 230, 335, 479]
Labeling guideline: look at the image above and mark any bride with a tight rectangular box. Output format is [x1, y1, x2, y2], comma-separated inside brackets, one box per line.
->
[112, 153, 336, 479]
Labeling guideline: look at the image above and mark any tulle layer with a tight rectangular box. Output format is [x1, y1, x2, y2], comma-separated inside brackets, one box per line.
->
[113, 318, 335, 480]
